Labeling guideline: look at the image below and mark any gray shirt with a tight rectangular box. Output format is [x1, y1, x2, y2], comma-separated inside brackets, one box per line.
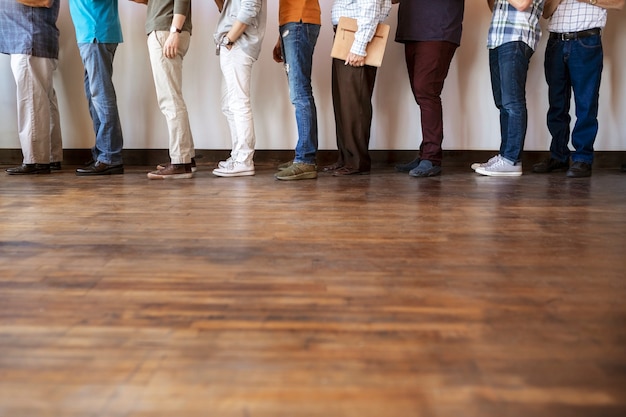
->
[214, 0, 266, 60]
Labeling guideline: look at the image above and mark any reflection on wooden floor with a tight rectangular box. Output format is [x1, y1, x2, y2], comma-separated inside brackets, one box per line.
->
[1, 164, 625, 417]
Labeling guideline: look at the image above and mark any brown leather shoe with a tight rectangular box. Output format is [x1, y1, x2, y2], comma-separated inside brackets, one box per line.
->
[147, 163, 193, 180]
[332, 166, 369, 176]
[76, 161, 124, 176]
[6, 164, 50, 175]
[157, 157, 197, 172]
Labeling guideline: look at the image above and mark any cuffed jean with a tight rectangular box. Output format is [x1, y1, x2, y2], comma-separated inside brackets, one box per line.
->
[279, 22, 320, 165]
[10, 54, 63, 164]
[545, 33, 602, 165]
[489, 41, 533, 165]
[220, 44, 257, 165]
[148, 31, 195, 164]
[78, 43, 124, 165]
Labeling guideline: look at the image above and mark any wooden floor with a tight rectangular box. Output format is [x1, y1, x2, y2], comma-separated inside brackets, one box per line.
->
[1, 163, 625, 417]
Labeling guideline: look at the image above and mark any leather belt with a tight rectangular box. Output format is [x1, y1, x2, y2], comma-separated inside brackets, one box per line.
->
[549, 28, 601, 41]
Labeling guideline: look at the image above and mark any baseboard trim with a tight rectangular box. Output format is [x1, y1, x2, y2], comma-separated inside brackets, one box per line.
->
[1, 149, 625, 168]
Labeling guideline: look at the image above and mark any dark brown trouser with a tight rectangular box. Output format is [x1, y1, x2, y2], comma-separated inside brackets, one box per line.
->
[405, 41, 458, 165]
[331, 57, 378, 172]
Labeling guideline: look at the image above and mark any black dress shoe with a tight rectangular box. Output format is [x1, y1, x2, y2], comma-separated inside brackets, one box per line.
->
[50, 162, 62, 170]
[75, 161, 124, 176]
[6, 163, 51, 175]
[395, 157, 421, 172]
[566, 161, 592, 178]
[533, 157, 569, 173]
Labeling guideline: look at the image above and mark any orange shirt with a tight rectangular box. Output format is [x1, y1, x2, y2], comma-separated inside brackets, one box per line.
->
[279, 0, 321, 26]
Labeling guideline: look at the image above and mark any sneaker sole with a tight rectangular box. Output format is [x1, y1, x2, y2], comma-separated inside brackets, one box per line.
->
[212, 170, 255, 178]
[475, 168, 522, 177]
[409, 168, 441, 178]
[275, 172, 318, 181]
[147, 172, 194, 180]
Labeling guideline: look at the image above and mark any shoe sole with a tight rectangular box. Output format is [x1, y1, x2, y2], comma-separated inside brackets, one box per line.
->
[475, 167, 522, 177]
[212, 170, 255, 177]
[532, 167, 568, 173]
[275, 172, 318, 180]
[76, 168, 124, 176]
[566, 172, 591, 178]
[157, 165, 197, 172]
[409, 168, 441, 178]
[147, 172, 194, 179]
[6, 171, 50, 175]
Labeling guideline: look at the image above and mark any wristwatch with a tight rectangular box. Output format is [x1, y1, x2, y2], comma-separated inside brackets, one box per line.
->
[221, 35, 233, 47]
[170, 26, 182, 34]
[589, 0, 597, 4]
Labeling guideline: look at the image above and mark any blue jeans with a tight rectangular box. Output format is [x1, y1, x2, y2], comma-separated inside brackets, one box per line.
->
[545, 34, 602, 164]
[78, 43, 124, 165]
[279, 22, 320, 164]
[489, 41, 533, 164]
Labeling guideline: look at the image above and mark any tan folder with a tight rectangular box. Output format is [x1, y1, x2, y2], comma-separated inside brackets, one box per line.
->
[331, 16, 391, 67]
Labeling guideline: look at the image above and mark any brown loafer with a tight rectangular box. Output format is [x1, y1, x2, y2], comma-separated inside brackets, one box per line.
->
[322, 162, 344, 172]
[332, 167, 369, 176]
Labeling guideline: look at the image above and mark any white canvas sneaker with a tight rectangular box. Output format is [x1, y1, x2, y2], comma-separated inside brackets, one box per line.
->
[471, 154, 500, 171]
[212, 160, 255, 177]
[217, 157, 233, 169]
[475, 155, 522, 177]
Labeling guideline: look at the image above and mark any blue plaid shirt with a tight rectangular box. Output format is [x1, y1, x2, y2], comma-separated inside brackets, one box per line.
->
[0, 0, 60, 58]
[487, 0, 544, 51]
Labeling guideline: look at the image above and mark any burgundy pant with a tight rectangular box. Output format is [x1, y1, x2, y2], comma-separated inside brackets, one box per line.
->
[331, 57, 378, 172]
[405, 41, 458, 165]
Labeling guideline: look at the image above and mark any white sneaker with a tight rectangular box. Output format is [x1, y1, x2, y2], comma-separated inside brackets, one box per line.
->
[471, 154, 500, 171]
[217, 157, 233, 169]
[212, 160, 255, 177]
[475, 155, 522, 177]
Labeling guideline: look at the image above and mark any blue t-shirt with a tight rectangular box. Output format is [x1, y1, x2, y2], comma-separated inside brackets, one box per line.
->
[395, 0, 464, 46]
[69, 0, 123, 44]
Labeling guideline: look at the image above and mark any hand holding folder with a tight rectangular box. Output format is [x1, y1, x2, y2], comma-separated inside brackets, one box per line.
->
[330, 17, 391, 68]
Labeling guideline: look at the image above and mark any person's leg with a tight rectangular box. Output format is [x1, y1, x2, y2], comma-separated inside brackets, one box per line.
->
[568, 34, 603, 165]
[488, 47, 507, 158]
[147, 31, 194, 165]
[331, 59, 377, 173]
[9, 54, 55, 168]
[280, 22, 320, 165]
[78, 42, 124, 166]
[475, 43, 530, 177]
[218, 45, 256, 166]
[544, 37, 572, 164]
[329, 58, 347, 170]
[407, 41, 457, 166]
[49, 82, 63, 165]
[495, 41, 532, 165]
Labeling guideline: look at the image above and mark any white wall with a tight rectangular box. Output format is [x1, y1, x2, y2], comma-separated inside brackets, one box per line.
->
[1, 1, 625, 151]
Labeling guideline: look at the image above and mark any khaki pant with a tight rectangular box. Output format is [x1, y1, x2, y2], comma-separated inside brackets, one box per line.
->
[147, 31, 195, 164]
[10, 54, 63, 164]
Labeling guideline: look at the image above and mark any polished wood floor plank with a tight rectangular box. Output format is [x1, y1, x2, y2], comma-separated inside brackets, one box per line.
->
[1, 164, 625, 416]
